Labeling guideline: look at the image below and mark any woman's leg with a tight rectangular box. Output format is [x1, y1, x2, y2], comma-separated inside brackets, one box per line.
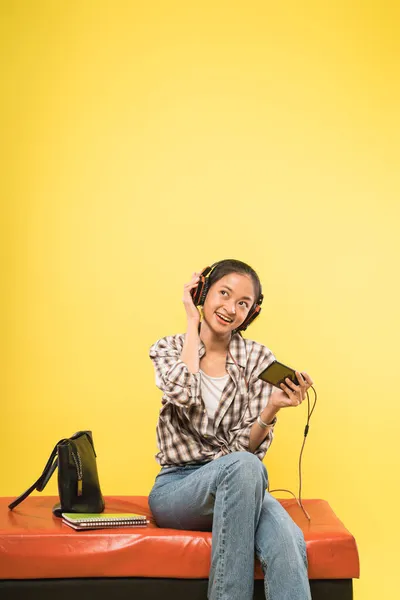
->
[255, 492, 311, 600]
[148, 451, 268, 600]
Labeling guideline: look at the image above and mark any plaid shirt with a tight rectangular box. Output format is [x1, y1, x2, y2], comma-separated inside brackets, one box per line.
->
[149, 332, 277, 466]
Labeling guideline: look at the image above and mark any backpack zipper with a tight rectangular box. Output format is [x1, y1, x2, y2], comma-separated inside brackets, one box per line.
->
[71, 449, 83, 496]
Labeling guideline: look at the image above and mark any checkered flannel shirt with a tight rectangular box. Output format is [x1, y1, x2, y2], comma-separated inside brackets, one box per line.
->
[149, 332, 277, 466]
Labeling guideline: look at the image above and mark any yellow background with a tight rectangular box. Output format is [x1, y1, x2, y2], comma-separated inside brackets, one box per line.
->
[1, 2, 399, 598]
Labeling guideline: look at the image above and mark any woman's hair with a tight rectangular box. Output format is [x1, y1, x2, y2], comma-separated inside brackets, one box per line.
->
[207, 259, 262, 307]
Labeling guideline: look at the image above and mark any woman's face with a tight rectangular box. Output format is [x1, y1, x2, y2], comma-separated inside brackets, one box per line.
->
[202, 272, 256, 335]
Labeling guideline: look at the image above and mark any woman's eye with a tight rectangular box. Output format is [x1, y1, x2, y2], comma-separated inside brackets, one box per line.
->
[220, 290, 248, 308]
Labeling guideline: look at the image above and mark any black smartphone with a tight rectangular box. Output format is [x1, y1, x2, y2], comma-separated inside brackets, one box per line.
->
[258, 360, 301, 388]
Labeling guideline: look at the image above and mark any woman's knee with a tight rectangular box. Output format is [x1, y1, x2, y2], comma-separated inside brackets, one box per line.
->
[148, 493, 178, 528]
[218, 451, 268, 488]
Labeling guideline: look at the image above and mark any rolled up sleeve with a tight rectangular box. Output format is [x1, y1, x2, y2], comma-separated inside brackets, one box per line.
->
[227, 412, 275, 458]
[149, 337, 202, 407]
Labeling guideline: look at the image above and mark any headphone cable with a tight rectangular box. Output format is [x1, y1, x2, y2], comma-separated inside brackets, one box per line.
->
[268, 385, 317, 522]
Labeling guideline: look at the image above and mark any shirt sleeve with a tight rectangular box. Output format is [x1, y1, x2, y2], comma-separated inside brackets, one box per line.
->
[225, 346, 277, 459]
[226, 392, 276, 458]
[149, 335, 202, 407]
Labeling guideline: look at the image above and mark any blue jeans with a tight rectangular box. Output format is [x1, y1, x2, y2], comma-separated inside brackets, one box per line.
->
[148, 451, 311, 600]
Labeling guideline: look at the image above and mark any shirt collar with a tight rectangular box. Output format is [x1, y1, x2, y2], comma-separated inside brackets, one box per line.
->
[198, 332, 247, 368]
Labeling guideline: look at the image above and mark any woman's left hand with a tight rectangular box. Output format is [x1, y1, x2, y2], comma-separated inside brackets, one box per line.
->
[269, 371, 314, 410]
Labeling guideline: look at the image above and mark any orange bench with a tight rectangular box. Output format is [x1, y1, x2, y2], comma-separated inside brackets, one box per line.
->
[0, 495, 359, 599]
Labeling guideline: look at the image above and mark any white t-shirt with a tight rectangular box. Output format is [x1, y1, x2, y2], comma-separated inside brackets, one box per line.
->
[199, 369, 230, 436]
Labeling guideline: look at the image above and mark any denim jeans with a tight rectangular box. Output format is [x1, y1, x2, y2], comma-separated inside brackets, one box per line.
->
[148, 451, 311, 600]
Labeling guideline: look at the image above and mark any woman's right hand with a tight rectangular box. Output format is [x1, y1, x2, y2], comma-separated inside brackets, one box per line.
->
[183, 272, 202, 324]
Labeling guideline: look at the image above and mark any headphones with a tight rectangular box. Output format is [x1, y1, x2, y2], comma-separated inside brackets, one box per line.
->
[190, 262, 264, 333]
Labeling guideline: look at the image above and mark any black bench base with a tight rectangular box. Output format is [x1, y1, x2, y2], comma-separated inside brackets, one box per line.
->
[0, 577, 353, 599]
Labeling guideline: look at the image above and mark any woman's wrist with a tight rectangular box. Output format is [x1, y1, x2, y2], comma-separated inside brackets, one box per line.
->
[187, 315, 200, 325]
[260, 404, 280, 424]
[186, 317, 201, 336]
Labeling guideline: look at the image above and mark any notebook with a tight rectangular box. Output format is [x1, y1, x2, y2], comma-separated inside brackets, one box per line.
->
[62, 512, 150, 531]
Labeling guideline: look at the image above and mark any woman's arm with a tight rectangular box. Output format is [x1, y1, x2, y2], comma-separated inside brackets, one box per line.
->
[148, 271, 203, 406]
[180, 271, 202, 373]
[180, 318, 201, 373]
[249, 403, 280, 453]
[226, 400, 278, 458]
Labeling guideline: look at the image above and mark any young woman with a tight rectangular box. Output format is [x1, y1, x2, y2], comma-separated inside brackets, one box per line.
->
[148, 259, 314, 600]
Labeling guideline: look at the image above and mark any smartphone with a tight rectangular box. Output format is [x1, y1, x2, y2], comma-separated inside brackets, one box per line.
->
[258, 360, 301, 388]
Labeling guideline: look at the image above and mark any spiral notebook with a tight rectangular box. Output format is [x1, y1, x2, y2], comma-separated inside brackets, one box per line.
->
[62, 512, 150, 531]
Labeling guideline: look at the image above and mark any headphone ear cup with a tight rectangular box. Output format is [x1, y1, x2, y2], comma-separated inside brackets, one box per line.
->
[191, 266, 213, 306]
[190, 276, 206, 306]
[189, 263, 217, 307]
[236, 304, 262, 332]
[199, 279, 210, 306]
